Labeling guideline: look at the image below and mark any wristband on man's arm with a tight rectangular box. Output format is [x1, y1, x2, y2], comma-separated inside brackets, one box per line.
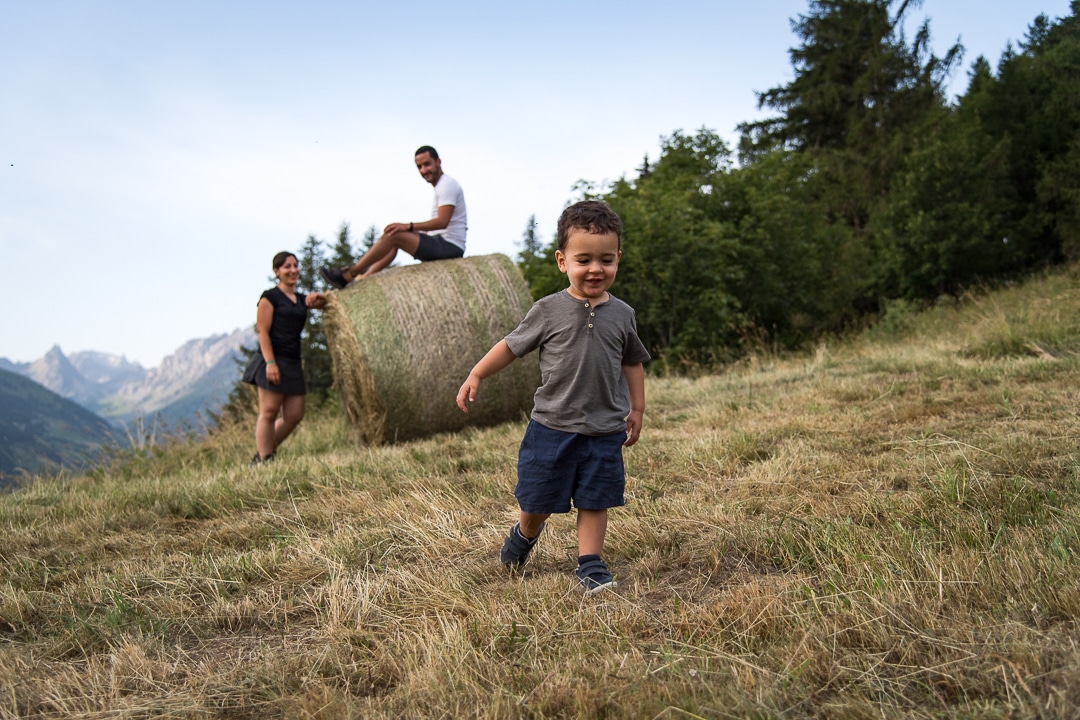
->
[266, 359, 276, 365]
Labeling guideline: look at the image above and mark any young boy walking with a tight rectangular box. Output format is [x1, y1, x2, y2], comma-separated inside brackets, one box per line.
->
[456, 200, 649, 593]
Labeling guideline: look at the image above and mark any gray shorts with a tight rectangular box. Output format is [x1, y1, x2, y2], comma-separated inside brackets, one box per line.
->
[415, 233, 465, 261]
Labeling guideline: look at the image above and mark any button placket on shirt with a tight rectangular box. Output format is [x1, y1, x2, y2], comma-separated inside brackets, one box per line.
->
[585, 301, 595, 329]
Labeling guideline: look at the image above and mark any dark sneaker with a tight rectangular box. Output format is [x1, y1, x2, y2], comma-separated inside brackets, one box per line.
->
[500, 522, 544, 568]
[249, 451, 274, 467]
[319, 265, 348, 290]
[575, 557, 617, 594]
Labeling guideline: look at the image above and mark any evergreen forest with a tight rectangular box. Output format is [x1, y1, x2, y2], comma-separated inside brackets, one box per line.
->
[521, 0, 1080, 370]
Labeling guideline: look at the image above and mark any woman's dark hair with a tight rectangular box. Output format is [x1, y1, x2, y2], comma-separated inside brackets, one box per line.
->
[272, 251, 297, 271]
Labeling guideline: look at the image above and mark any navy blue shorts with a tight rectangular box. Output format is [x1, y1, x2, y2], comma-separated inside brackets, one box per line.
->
[515, 420, 626, 513]
[415, 233, 465, 261]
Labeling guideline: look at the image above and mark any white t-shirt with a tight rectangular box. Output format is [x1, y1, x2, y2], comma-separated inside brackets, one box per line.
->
[429, 173, 467, 250]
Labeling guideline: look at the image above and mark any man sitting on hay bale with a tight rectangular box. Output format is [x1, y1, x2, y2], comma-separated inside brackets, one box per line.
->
[320, 145, 467, 287]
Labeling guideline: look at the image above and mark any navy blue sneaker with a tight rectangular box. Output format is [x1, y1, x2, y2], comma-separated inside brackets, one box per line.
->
[499, 522, 544, 568]
[575, 557, 617, 593]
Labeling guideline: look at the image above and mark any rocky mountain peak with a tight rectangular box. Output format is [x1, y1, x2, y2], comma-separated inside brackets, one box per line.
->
[25, 346, 98, 406]
[69, 351, 145, 386]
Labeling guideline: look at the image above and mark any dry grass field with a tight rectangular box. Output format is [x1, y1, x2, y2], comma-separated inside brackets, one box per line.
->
[2, 268, 1080, 718]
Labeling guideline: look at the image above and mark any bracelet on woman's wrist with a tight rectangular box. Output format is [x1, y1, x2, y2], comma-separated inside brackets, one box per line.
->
[266, 359, 276, 365]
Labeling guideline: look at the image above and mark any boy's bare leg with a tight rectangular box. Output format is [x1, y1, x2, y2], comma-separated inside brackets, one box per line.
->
[576, 509, 608, 557]
[519, 511, 550, 539]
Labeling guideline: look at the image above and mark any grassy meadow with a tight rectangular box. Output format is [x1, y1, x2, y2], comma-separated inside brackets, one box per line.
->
[2, 268, 1080, 718]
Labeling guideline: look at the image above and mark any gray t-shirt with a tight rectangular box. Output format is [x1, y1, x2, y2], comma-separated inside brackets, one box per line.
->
[505, 290, 650, 435]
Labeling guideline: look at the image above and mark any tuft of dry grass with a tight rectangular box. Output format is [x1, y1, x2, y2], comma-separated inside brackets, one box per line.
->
[2, 268, 1080, 718]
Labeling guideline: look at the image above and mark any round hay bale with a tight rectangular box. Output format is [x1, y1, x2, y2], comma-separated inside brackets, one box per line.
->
[323, 253, 541, 445]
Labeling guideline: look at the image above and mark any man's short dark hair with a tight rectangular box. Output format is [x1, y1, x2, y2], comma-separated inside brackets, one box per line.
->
[556, 200, 624, 251]
[415, 145, 439, 160]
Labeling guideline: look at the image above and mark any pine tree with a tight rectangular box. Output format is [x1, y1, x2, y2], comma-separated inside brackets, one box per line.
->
[516, 215, 562, 301]
[984, 8, 1080, 264]
[742, 1, 959, 154]
[297, 235, 334, 403]
[739, 0, 960, 231]
[517, 215, 540, 287]
[327, 222, 354, 271]
[361, 225, 378, 253]
[873, 5, 1080, 296]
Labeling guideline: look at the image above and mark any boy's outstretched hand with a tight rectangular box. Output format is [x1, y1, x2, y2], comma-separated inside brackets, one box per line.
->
[624, 408, 643, 447]
[622, 363, 646, 447]
[456, 341, 518, 414]
[456, 375, 480, 413]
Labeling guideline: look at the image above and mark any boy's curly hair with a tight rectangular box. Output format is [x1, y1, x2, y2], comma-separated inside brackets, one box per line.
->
[556, 200, 624, 252]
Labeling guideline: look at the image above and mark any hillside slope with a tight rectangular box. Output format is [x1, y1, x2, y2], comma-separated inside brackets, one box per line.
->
[0, 369, 114, 484]
[0, 269, 1078, 717]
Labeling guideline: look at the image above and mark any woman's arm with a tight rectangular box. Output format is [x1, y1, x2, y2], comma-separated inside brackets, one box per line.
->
[256, 298, 280, 385]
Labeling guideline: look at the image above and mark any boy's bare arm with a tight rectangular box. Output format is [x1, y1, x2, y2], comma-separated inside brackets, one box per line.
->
[622, 363, 645, 446]
[456, 340, 518, 412]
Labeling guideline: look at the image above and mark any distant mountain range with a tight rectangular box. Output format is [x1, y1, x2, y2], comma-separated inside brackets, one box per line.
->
[0, 330, 257, 481]
[1, 326, 256, 435]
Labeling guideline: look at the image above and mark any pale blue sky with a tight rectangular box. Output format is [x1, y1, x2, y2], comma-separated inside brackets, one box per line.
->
[2, 0, 1070, 367]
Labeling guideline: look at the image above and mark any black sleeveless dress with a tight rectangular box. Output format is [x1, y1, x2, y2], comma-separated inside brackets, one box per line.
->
[242, 287, 308, 395]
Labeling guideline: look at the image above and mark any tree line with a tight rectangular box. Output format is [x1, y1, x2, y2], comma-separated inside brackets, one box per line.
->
[520, 0, 1080, 371]
[221, 0, 1079, 427]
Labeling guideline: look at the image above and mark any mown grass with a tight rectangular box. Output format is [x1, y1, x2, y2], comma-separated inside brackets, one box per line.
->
[2, 268, 1080, 718]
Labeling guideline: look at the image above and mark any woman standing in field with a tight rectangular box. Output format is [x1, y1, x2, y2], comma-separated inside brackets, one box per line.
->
[242, 251, 326, 464]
